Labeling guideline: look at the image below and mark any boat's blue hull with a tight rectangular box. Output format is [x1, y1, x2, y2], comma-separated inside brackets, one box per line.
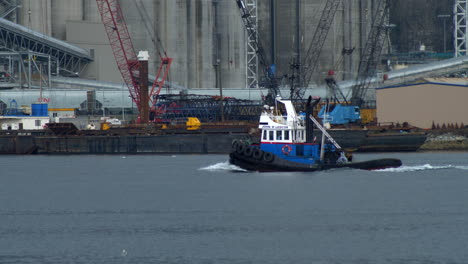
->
[229, 146, 402, 172]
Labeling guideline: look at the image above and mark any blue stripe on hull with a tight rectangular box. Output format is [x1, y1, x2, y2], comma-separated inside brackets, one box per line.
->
[259, 143, 336, 165]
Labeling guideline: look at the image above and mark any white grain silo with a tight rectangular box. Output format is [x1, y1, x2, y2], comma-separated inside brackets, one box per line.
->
[154, 0, 216, 89]
[51, 0, 83, 40]
[118, 0, 157, 76]
[18, 0, 52, 35]
[216, 0, 247, 89]
[82, 0, 101, 22]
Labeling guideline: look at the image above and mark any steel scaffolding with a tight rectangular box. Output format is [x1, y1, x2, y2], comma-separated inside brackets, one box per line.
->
[0, 0, 19, 21]
[154, 94, 263, 122]
[0, 51, 57, 90]
[243, 0, 259, 89]
[455, 0, 468, 57]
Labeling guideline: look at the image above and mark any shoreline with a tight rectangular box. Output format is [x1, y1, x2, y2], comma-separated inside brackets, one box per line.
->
[418, 129, 468, 151]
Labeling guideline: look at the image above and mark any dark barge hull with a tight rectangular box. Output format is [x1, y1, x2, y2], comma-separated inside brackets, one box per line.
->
[323, 130, 427, 151]
[0, 132, 254, 154]
[0, 128, 426, 155]
[358, 132, 427, 152]
[229, 151, 402, 172]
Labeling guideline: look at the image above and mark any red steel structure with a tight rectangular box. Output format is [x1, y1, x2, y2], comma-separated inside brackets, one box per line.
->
[150, 57, 172, 107]
[96, 0, 140, 107]
[96, 0, 172, 121]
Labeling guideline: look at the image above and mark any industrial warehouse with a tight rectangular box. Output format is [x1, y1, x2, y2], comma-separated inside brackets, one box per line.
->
[0, 0, 467, 154]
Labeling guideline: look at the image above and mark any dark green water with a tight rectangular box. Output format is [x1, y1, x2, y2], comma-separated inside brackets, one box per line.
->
[1, 152, 468, 263]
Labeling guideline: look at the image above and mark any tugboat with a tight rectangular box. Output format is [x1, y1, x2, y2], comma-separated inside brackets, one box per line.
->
[229, 96, 402, 172]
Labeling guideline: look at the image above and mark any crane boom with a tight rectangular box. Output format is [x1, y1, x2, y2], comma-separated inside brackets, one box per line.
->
[134, 0, 173, 107]
[135, 0, 160, 56]
[96, 0, 140, 108]
[351, 0, 390, 106]
[235, 0, 279, 101]
[299, 0, 342, 99]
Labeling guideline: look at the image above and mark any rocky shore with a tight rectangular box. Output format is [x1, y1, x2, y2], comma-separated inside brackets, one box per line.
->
[419, 129, 468, 151]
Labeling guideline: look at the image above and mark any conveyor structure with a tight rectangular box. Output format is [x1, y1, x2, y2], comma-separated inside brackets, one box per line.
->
[0, 17, 93, 75]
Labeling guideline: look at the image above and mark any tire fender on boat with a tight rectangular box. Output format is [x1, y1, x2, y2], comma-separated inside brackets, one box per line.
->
[243, 146, 253, 157]
[232, 140, 239, 151]
[236, 143, 245, 154]
[281, 145, 292, 155]
[263, 152, 274, 162]
[253, 149, 263, 160]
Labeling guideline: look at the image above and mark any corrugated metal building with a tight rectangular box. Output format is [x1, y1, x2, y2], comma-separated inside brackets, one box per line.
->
[376, 78, 468, 129]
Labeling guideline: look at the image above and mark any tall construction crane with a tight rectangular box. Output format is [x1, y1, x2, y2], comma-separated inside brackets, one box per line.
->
[350, 0, 391, 107]
[322, 45, 355, 104]
[294, 0, 343, 100]
[317, 0, 391, 125]
[235, 0, 279, 103]
[96, 0, 172, 123]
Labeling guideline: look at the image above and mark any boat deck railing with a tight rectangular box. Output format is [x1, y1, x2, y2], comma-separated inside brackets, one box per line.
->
[263, 112, 305, 128]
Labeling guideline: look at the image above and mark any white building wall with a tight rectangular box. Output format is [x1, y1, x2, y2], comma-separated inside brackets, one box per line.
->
[83, 0, 101, 22]
[48, 109, 75, 118]
[376, 82, 468, 129]
[0, 117, 50, 130]
[66, 21, 121, 83]
[51, 0, 83, 40]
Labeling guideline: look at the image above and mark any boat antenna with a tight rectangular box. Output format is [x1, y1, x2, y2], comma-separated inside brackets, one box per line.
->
[305, 95, 320, 143]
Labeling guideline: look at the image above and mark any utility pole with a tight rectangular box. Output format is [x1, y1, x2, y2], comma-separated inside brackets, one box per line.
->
[270, 0, 276, 68]
[295, 0, 301, 76]
[213, 0, 224, 121]
[138, 51, 150, 124]
[290, 0, 301, 100]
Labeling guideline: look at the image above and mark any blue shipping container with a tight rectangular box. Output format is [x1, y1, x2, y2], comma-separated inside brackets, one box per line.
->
[31, 103, 48, 116]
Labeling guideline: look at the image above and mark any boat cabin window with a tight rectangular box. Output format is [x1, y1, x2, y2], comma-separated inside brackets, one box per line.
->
[276, 131, 282, 140]
[263, 129, 293, 142]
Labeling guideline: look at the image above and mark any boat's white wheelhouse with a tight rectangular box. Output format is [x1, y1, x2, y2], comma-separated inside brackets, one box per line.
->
[260, 128, 306, 143]
[258, 97, 306, 144]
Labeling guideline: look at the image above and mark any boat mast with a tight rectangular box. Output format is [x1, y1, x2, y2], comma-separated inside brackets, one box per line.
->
[320, 127, 326, 161]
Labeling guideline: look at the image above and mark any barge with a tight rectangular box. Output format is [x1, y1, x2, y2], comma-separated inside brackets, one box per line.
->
[0, 123, 426, 155]
[0, 122, 256, 154]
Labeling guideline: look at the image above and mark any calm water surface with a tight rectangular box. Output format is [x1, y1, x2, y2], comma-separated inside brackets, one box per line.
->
[1, 152, 468, 263]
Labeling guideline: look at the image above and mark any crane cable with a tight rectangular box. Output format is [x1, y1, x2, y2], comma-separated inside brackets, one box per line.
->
[134, 0, 168, 60]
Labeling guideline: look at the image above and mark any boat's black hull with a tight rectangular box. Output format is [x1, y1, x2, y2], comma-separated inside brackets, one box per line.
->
[229, 150, 402, 172]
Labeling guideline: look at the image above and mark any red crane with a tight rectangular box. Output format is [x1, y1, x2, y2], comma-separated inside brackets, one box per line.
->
[96, 0, 172, 122]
